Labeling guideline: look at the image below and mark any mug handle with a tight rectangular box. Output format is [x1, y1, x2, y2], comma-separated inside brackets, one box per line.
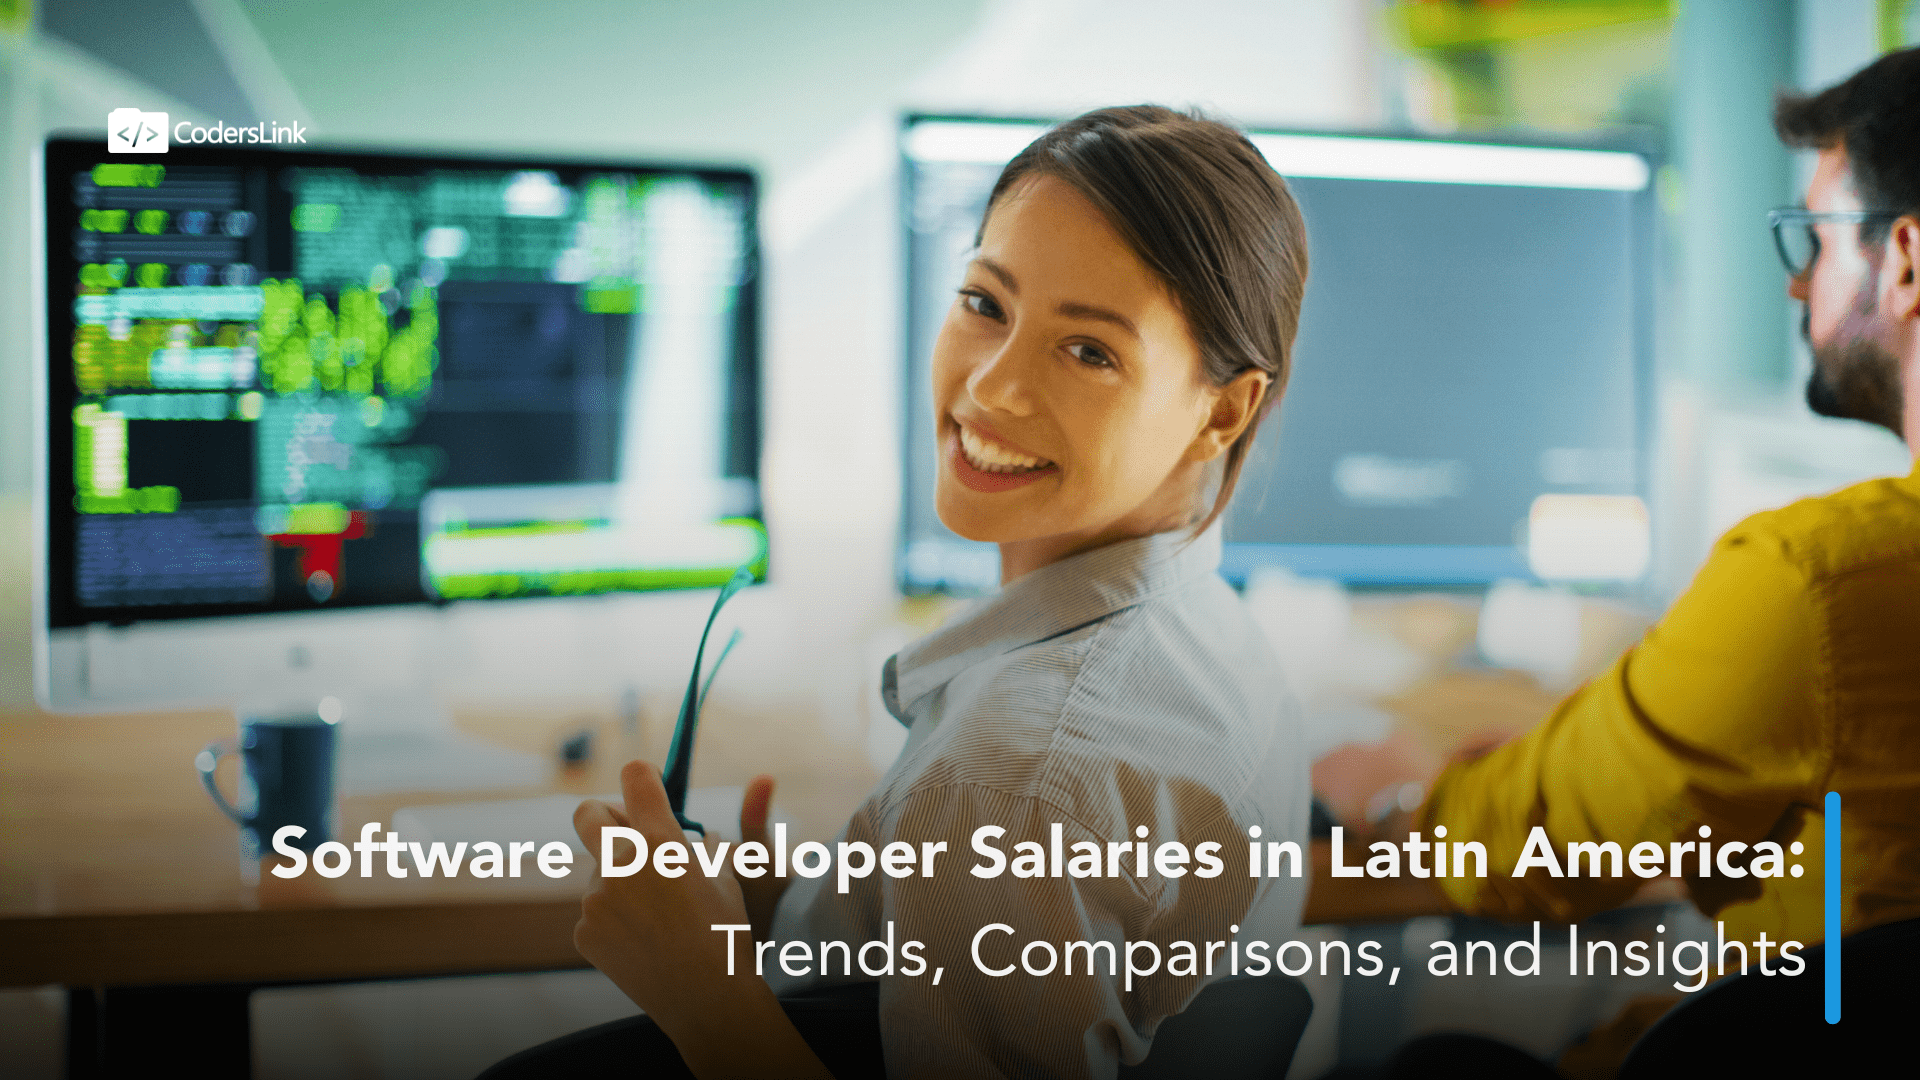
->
[196, 738, 248, 825]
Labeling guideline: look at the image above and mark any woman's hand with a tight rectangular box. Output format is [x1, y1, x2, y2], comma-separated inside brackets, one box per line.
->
[572, 760, 834, 1078]
[737, 773, 790, 941]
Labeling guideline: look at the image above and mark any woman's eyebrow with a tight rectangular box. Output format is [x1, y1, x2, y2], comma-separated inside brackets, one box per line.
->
[972, 256, 1018, 294]
[971, 257, 1141, 340]
[1055, 301, 1140, 341]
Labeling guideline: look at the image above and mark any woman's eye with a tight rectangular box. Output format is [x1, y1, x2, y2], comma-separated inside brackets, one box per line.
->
[959, 290, 1003, 320]
[1067, 343, 1113, 369]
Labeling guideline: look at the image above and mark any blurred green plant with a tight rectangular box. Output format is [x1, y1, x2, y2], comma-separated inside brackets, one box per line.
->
[1387, 0, 1673, 130]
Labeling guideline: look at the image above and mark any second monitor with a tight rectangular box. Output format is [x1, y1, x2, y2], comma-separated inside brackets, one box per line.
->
[899, 119, 1654, 592]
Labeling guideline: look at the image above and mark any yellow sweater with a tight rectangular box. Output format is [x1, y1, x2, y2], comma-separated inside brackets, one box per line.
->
[1422, 462, 1920, 946]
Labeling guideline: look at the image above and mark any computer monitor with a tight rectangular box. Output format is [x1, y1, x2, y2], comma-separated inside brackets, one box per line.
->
[37, 138, 763, 711]
[898, 118, 1655, 592]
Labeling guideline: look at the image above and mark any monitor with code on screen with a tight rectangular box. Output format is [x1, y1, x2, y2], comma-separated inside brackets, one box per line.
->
[38, 139, 765, 709]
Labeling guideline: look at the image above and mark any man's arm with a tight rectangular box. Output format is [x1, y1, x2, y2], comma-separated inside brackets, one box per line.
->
[1420, 522, 1828, 924]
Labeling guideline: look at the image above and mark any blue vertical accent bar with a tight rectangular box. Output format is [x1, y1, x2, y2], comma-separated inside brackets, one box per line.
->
[1825, 790, 1841, 1024]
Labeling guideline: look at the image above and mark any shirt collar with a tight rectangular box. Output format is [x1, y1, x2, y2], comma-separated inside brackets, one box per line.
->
[884, 526, 1224, 721]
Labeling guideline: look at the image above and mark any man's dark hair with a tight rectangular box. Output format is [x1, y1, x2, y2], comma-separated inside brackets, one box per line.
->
[1775, 45, 1920, 246]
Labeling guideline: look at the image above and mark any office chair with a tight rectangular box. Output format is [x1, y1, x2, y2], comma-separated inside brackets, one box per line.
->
[787, 973, 1315, 1080]
[481, 973, 1314, 1079]
[1617, 916, 1917, 1078]
[1119, 974, 1315, 1080]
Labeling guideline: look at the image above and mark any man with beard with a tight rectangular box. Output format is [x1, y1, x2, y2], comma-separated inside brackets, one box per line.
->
[1370, 46, 1920, 1078]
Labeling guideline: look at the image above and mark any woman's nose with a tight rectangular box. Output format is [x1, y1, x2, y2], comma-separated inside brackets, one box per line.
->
[966, 339, 1038, 417]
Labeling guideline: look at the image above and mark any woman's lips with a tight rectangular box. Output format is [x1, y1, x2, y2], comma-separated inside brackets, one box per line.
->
[947, 428, 1060, 493]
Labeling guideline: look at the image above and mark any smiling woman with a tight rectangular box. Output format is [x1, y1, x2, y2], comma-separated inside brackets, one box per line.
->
[935, 108, 1306, 581]
[488, 107, 1316, 1080]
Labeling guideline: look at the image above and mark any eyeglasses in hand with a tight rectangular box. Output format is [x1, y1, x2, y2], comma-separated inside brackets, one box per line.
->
[662, 564, 755, 835]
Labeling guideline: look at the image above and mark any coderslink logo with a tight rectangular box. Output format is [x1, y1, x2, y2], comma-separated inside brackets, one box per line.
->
[107, 108, 308, 152]
[175, 119, 309, 146]
[107, 108, 167, 153]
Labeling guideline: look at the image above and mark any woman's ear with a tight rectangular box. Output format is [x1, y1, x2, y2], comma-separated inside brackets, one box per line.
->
[1190, 368, 1271, 463]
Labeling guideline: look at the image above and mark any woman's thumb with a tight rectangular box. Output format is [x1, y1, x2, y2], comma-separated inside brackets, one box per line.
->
[741, 774, 776, 841]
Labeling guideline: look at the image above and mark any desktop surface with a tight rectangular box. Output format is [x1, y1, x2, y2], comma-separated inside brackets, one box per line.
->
[0, 689, 880, 986]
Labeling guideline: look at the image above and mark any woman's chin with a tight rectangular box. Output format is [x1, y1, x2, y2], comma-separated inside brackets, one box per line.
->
[934, 482, 1038, 544]
[933, 499, 1006, 544]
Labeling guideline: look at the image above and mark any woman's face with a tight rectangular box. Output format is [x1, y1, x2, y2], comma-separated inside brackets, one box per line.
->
[931, 175, 1253, 562]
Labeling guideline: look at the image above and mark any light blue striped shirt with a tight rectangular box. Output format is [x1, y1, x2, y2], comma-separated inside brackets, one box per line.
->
[767, 526, 1311, 1079]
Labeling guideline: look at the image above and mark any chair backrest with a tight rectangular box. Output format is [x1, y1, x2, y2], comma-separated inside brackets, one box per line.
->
[1617, 916, 1917, 1078]
[1119, 975, 1315, 1080]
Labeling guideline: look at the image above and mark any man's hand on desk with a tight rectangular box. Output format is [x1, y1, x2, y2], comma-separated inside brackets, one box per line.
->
[1311, 730, 1439, 829]
[572, 760, 833, 1079]
[1311, 719, 1519, 843]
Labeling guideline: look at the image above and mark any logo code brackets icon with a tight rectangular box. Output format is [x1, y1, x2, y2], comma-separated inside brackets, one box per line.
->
[107, 109, 169, 153]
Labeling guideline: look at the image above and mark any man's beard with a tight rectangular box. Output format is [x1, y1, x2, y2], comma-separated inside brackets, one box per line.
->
[1805, 282, 1904, 435]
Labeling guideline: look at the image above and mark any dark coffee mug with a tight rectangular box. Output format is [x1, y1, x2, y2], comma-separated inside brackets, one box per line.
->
[197, 698, 341, 865]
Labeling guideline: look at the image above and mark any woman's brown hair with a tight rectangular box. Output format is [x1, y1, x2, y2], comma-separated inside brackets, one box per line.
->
[979, 105, 1309, 535]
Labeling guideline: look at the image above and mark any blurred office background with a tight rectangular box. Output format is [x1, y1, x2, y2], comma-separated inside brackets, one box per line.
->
[2, 1, 1918, 1077]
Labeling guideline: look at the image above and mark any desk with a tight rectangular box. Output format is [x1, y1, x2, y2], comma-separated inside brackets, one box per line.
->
[0, 699, 880, 1076]
[0, 592, 1646, 1076]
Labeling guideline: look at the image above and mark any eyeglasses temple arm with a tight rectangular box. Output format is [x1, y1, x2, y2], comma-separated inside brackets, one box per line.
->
[662, 565, 756, 832]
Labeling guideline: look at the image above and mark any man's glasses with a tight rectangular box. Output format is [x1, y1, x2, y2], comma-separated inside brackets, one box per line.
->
[1768, 208, 1901, 278]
